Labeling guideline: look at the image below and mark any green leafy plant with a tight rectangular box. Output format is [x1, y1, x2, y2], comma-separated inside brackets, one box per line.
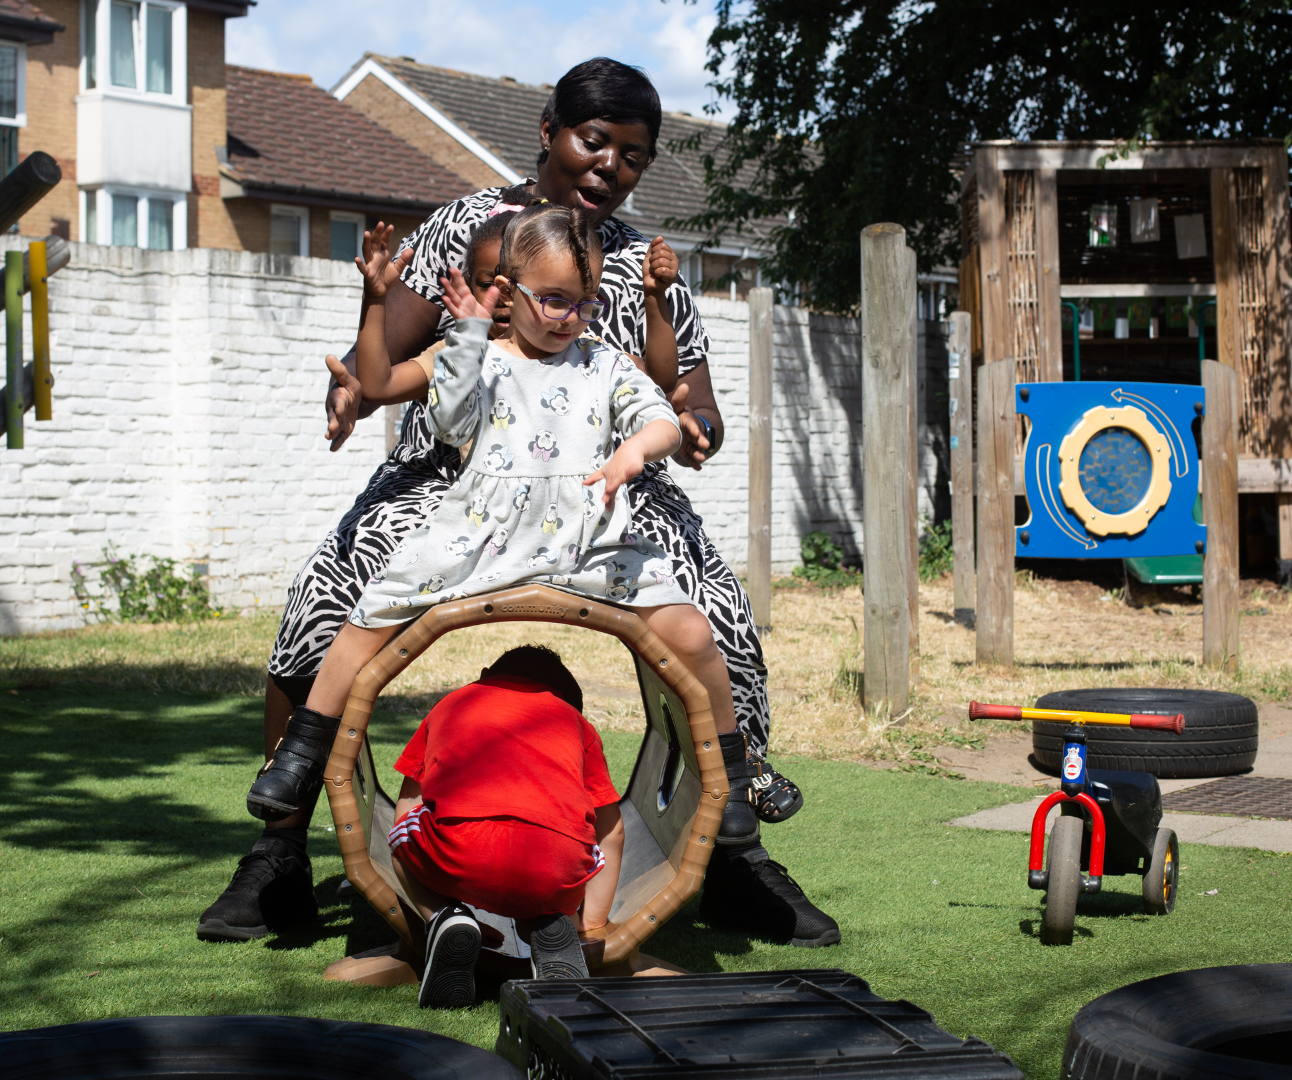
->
[917, 518, 954, 582]
[792, 530, 862, 588]
[72, 545, 221, 624]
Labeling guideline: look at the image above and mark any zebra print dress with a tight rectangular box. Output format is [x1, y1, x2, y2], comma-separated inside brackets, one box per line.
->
[267, 187, 772, 752]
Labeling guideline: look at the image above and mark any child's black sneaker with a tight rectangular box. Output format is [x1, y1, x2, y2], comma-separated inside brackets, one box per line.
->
[529, 913, 589, 980]
[246, 706, 341, 821]
[197, 832, 317, 941]
[419, 903, 481, 1009]
[700, 844, 841, 947]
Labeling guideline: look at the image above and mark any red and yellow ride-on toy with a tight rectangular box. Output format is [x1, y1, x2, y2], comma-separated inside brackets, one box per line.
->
[970, 701, 1186, 945]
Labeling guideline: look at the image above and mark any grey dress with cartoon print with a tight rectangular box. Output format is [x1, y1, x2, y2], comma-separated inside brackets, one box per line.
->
[351, 318, 693, 627]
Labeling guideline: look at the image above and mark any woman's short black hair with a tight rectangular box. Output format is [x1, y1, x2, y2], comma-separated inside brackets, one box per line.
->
[484, 644, 584, 713]
[539, 57, 661, 168]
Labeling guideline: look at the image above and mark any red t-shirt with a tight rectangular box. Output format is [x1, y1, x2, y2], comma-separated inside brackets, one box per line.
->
[394, 675, 619, 845]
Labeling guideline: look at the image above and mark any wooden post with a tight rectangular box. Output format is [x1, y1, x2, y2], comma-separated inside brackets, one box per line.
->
[5, 248, 21, 449]
[29, 240, 49, 421]
[1277, 494, 1292, 586]
[1211, 168, 1241, 372]
[1034, 168, 1063, 383]
[747, 286, 774, 634]
[1201, 359, 1240, 672]
[861, 223, 912, 715]
[976, 358, 1014, 666]
[905, 246, 919, 689]
[977, 148, 1009, 366]
[948, 311, 974, 624]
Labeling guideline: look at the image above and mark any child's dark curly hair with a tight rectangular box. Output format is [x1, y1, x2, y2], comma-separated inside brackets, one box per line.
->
[463, 186, 549, 283]
[484, 643, 583, 713]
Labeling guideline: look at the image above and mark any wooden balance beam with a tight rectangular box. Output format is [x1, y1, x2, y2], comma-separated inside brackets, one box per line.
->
[321, 584, 728, 986]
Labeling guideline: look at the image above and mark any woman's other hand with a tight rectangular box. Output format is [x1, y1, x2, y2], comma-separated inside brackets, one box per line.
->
[325, 354, 363, 451]
[643, 236, 678, 299]
[668, 383, 709, 470]
[357, 222, 414, 299]
[439, 267, 500, 323]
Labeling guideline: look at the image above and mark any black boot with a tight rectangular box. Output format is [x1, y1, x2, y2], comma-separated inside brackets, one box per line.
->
[197, 829, 317, 941]
[246, 707, 341, 821]
[717, 731, 760, 847]
[700, 843, 841, 947]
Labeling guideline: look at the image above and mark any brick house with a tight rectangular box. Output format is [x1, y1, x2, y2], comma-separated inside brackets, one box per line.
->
[332, 54, 777, 300]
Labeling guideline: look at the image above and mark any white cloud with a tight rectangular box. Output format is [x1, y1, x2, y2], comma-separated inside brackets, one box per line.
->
[224, 0, 728, 117]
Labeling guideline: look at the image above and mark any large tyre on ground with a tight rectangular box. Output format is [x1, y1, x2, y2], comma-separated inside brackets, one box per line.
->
[1063, 964, 1292, 1079]
[1042, 814, 1083, 946]
[0, 1015, 524, 1080]
[1033, 688, 1258, 778]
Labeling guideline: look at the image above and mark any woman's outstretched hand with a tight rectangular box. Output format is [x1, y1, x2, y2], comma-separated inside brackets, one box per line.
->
[668, 383, 710, 470]
[324, 354, 362, 452]
[357, 222, 414, 299]
[439, 267, 500, 323]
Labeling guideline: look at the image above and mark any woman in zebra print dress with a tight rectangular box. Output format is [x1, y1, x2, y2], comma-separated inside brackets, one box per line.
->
[198, 58, 837, 950]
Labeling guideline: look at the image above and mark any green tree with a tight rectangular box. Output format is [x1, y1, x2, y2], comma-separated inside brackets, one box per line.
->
[683, 1, 1292, 313]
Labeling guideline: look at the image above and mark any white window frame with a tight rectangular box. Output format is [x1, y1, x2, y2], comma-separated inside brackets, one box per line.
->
[0, 40, 27, 128]
[328, 210, 364, 261]
[80, 184, 187, 249]
[81, 0, 186, 104]
[270, 204, 310, 258]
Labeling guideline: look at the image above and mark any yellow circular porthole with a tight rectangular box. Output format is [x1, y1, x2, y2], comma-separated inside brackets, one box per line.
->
[1057, 405, 1172, 537]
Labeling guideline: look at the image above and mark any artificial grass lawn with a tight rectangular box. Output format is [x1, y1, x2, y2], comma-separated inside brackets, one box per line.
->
[2, 686, 1289, 1078]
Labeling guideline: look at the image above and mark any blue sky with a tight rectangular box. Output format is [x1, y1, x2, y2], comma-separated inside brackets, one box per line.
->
[226, 0, 729, 118]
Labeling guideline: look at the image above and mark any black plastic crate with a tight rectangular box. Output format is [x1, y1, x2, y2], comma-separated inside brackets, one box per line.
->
[496, 969, 1022, 1079]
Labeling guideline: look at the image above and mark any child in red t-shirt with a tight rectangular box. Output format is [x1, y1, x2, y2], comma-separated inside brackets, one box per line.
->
[387, 644, 623, 1009]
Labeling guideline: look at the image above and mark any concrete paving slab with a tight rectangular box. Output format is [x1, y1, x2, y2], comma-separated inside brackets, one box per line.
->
[950, 798, 1292, 852]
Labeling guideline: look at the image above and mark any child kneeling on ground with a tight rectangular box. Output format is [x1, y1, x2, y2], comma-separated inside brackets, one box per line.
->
[389, 645, 623, 1008]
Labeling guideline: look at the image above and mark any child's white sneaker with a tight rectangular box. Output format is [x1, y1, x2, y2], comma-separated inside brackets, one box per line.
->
[419, 903, 481, 1008]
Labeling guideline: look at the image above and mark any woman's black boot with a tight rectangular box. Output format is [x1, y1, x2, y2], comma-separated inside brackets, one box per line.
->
[246, 707, 342, 821]
[717, 731, 761, 847]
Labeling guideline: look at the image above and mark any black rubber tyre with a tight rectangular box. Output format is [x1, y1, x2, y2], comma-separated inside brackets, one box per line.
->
[1033, 688, 1258, 778]
[1042, 814, 1083, 946]
[1142, 827, 1179, 915]
[1063, 964, 1292, 1079]
[0, 1015, 524, 1080]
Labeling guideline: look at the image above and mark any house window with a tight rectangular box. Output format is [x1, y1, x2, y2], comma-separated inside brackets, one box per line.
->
[0, 39, 26, 132]
[86, 0, 182, 100]
[271, 205, 310, 257]
[329, 211, 364, 261]
[148, 197, 173, 250]
[85, 190, 97, 241]
[112, 192, 137, 244]
[83, 186, 187, 248]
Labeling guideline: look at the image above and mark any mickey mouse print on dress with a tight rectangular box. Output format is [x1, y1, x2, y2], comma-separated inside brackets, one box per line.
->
[351, 319, 693, 628]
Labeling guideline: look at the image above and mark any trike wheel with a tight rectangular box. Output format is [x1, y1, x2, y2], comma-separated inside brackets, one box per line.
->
[1042, 814, 1083, 946]
[1142, 827, 1179, 915]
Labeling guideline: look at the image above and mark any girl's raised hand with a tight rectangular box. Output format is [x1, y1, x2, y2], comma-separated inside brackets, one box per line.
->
[357, 222, 413, 299]
[440, 267, 500, 323]
[643, 236, 678, 298]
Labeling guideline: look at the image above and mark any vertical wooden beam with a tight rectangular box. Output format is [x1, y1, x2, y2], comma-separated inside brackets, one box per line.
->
[977, 148, 1009, 366]
[905, 245, 920, 690]
[976, 358, 1014, 666]
[747, 286, 774, 634]
[948, 312, 974, 624]
[1263, 147, 1292, 459]
[1201, 359, 1240, 672]
[1034, 168, 1063, 382]
[29, 240, 50, 422]
[5, 248, 21, 449]
[1277, 494, 1292, 586]
[861, 223, 912, 716]
[1211, 168, 1241, 372]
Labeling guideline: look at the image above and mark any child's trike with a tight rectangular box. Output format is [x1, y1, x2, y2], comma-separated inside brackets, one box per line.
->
[971, 701, 1184, 945]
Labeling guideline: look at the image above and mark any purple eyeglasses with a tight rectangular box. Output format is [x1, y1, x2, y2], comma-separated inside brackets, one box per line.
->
[509, 279, 606, 323]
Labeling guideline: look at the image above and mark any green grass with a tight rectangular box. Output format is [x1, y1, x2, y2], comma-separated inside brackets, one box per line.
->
[2, 685, 1290, 1077]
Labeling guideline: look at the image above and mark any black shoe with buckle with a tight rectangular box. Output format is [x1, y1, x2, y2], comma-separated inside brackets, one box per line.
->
[749, 751, 805, 823]
[717, 731, 761, 846]
[700, 844, 841, 948]
[197, 831, 317, 941]
[246, 707, 341, 822]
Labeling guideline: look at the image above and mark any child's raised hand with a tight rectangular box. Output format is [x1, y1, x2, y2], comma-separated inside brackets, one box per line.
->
[584, 441, 647, 509]
[439, 267, 500, 323]
[356, 222, 413, 299]
[643, 236, 678, 299]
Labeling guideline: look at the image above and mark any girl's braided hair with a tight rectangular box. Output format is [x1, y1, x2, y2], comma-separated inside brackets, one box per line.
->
[498, 202, 602, 297]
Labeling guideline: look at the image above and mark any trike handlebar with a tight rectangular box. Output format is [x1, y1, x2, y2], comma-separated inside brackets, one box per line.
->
[968, 700, 1185, 734]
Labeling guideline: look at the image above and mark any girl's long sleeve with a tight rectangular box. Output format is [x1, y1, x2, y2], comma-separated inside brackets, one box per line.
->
[607, 351, 681, 440]
[420, 317, 489, 446]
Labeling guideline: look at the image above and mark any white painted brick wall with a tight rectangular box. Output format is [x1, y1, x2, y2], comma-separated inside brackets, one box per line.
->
[0, 242, 950, 634]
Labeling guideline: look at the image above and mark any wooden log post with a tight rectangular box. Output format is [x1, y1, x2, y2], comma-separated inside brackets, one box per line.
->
[5, 248, 21, 449]
[905, 245, 919, 690]
[1201, 359, 1240, 671]
[747, 286, 774, 634]
[948, 311, 974, 625]
[29, 240, 49, 422]
[975, 358, 1015, 666]
[861, 224, 913, 716]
